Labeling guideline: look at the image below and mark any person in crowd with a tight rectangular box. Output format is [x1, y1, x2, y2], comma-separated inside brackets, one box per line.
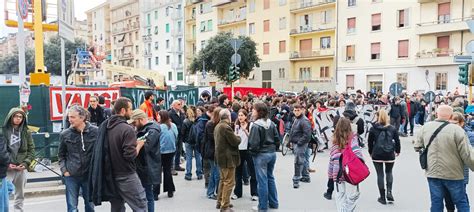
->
[305, 103, 317, 171]
[154, 97, 165, 113]
[399, 94, 408, 137]
[367, 109, 401, 205]
[182, 106, 203, 181]
[202, 108, 222, 200]
[214, 109, 241, 212]
[169, 100, 186, 173]
[129, 109, 162, 211]
[140, 91, 158, 122]
[404, 96, 416, 136]
[333, 102, 365, 147]
[88, 96, 106, 126]
[197, 92, 211, 106]
[103, 97, 147, 211]
[219, 94, 231, 109]
[58, 105, 97, 212]
[201, 105, 214, 189]
[232, 109, 258, 201]
[248, 102, 280, 212]
[414, 105, 474, 211]
[98, 96, 112, 120]
[328, 117, 364, 211]
[289, 104, 312, 188]
[156, 110, 178, 199]
[0, 131, 10, 212]
[2, 107, 35, 212]
[389, 97, 403, 131]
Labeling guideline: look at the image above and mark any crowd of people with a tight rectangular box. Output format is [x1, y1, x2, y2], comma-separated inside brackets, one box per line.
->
[0, 89, 474, 211]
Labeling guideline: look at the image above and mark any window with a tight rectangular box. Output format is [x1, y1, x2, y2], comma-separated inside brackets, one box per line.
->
[347, 17, 356, 33]
[136, 59, 139, 68]
[371, 13, 381, 31]
[320, 66, 330, 78]
[135, 32, 138, 40]
[155, 57, 159, 65]
[94, 24, 96, 30]
[279, 68, 285, 78]
[207, 20, 213, 31]
[346, 45, 355, 61]
[148, 58, 152, 69]
[321, 10, 332, 24]
[348, 0, 356, 7]
[437, 36, 450, 56]
[136, 45, 139, 54]
[435, 73, 447, 90]
[264, 20, 270, 32]
[166, 7, 169, 16]
[262, 70, 272, 88]
[178, 54, 182, 64]
[201, 40, 206, 49]
[168, 72, 173, 81]
[371, 42, 381, 60]
[279, 0, 286, 6]
[178, 21, 182, 32]
[154, 26, 158, 35]
[279, 17, 286, 30]
[166, 40, 170, 49]
[200, 21, 206, 32]
[263, 43, 270, 55]
[177, 72, 184, 81]
[178, 38, 182, 51]
[147, 13, 151, 26]
[155, 11, 158, 19]
[166, 23, 170, 33]
[147, 28, 151, 35]
[346, 75, 355, 90]
[166, 55, 170, 65]
[438, 2, 450, 23]
[397, 9, 409, 28]
[397, 73, 408, 90]
[249, 0, 255, 13]
[200, 2, 212, 14]
[279, 40, 286, 53]
[321, 37, 331, 49]
[299, 67, 311, 80]
[264, 0, 270, 10]
[249, 23, 255, 34]
[398, 40, 409, 58]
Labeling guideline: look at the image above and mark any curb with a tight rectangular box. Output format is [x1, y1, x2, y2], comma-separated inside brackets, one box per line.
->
[24, 187, 65, 198]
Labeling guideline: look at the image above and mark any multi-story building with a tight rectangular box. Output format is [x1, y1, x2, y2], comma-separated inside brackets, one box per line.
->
[142, 0, 185, 86]
[0, 32, 34, 58]
[415, 0, 474, 93]
[110, 0, 141, 68]
[336, 0, 420, 93]
[74, 19, 88, 42]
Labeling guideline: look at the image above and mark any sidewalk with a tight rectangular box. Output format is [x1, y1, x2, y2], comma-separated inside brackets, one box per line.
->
[23, 163, 65, 198]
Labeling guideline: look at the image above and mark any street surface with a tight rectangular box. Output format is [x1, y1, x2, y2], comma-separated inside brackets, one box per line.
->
[10, 127, 474, 211]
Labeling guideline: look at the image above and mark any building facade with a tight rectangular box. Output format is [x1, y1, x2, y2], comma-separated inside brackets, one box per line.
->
[142, 0, 186, 86]
[74, 19, 88, 42]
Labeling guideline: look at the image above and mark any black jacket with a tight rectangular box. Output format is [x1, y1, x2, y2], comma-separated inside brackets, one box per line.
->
[248, 119, 280, 154]
[336, 110, 365, 136]
[58, 123, 98, 178]
[136, 122, 162, 186]
[389, 104, 403, 119]
[368, 123, 401, 161]
[195, 115, 209, 150]
[202, 121, 217, 160]
[181, 119, 195, 144]
[88, 106, 106, 126]
[289, 115, 312, 146]
[169, 109, 185, 138]
[0, 133, 10, 179]
[89, 119, 119, 206]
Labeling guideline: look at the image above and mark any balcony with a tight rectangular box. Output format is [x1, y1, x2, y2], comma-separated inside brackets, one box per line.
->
[172, 63, 184, 70]
[186, 0, 203, 6]
[144, 50, 152, 57]
[289, 48, 334, 61]
[415, 48, 462, 66]
[416, 17, 471, 35]
[142, 34, 152, 42]
[290, 0, 335, 13]
[118, 53, 134, 60]
[186, 14, 196, 23]
[290, 23, 335, 36]
[218, 14, 247, 27]
[289, 78, 333, 83]
[112, 23, 140, 35]
[185, 33, 196, 41]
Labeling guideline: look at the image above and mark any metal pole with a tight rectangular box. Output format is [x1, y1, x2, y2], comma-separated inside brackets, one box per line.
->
[17, 8, 26, 106]
[61, 38, 67, 129]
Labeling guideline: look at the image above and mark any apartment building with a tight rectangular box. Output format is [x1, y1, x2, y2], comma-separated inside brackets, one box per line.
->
[0, 32, 34, 58]
[74, 19, 88, 42]
[110, 0, 141, 68]
[142, 0, 186, 86]
[416, 0, 474, 93]
[336, 0, 420, 93]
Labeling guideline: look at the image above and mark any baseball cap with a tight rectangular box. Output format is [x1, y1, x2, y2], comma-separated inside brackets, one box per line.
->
[128, 109, 147, 124]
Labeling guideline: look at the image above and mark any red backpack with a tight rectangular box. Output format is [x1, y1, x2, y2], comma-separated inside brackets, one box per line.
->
[337, 135, 370, 185]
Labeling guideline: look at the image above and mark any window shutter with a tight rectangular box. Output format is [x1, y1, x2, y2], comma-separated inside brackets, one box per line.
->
[398, 40, 409, 57]
[437, 36, 449, 49]
[399, 10, 404, 26]
[438, 3, 450, 16]
[372, 13, 381, 26]
[371, 43, 380, 54]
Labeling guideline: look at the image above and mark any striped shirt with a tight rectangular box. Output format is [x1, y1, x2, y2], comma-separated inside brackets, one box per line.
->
[328, 134, 364, 182]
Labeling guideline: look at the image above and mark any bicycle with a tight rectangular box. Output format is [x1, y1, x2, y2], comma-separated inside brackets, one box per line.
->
[281, 132, 292, 156]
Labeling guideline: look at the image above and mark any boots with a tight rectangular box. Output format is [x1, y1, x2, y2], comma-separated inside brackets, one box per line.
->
[378, 189, 387, 205]
[387, 184, 394, 202]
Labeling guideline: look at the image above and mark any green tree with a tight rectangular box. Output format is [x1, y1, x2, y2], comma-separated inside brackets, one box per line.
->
[189, 32, 260, 84]
[0, 49, 35, 75]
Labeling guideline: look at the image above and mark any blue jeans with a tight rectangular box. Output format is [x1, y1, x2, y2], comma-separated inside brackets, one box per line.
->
[207, 160, 220, 197]
[304, 146, 311, 169]
[64, 176, 94, 212]
[143, 184, 154, 212]
[185, 143, 203, 178]
[428, 177, 470, 212]
[0, 178, 10, 212]
[253, 152, 279, 210]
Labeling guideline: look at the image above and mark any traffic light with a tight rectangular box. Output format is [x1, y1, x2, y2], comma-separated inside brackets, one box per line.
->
[228, 65, 240, 82]
[458, 63, 470, 85]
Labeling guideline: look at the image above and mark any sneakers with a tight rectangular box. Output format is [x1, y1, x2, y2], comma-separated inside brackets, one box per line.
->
[293, 183, 300, 189]
[231, 194, 239, 200]
[387, 191, 394, 202]
[323, 192, 332, 200]
[184, 176, 192, 181]
[197, 175, 203, 180]
[251, 196, 258, 201]
[171, 170, 178, 176]
[168, 191, 174, 198]
[378, 197, 387, 205]
[175, 166, 185, 171]
[300, 178, 311, 183]
[208, 194, 217, 200]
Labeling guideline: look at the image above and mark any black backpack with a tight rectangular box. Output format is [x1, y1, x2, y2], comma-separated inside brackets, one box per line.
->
[187, 122, 199, 145]
[372, 128, 395, 159]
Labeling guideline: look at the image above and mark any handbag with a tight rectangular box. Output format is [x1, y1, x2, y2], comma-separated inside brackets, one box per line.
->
[419, 121, 449, 169]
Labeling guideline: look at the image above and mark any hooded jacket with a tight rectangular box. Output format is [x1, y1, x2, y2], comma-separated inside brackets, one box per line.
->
[58, 122, 98, 178]
[1, 108, 35, 167]
[367, 123, 401, 161]
[106, 115, 138, 176]
[289, 115, 312, 147]
[136, 122, 162, 186]
[248, 119, 280, 154]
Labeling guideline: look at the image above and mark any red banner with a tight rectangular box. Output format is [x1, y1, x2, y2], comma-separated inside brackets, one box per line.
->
[49, 87, 120, 121]
[223, 87, 275, 98]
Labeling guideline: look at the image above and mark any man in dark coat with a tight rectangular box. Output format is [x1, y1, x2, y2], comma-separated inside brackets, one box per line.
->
[88, 96, 106, 126]
[169, 100, 185, 172]
[129, 109, 162, 208]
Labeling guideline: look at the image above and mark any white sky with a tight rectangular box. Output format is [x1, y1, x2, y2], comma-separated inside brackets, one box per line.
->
[0, 0, 105, 37]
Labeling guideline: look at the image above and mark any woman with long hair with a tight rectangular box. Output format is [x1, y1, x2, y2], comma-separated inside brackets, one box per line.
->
[202, 107, 222, 200]
[232, 109, 258, 201]
[182, 106, 203, 181]
[367, 109, 400, 205]
[157, 110, 178, 198]
[328, 117, 363, 212]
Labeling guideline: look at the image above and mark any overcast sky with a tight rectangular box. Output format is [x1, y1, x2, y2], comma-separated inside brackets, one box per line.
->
[0, 0, 105, 37]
